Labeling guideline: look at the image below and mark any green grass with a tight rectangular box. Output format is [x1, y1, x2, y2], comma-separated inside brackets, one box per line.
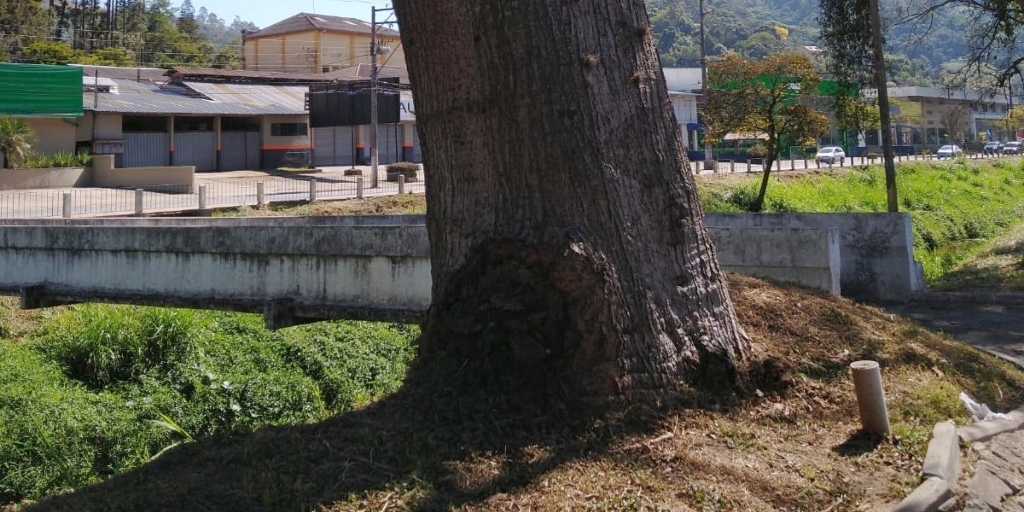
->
[699, 160, 1024, 281]
[0, 304, 418, 503]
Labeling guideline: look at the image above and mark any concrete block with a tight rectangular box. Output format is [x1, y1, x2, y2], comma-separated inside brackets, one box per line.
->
[922, 421, 960, 486]
[708, 226, 841, 294]
[958, 416, 1024, 443]
[891, 477, 953, 512]
[964, 466, 1013, 511]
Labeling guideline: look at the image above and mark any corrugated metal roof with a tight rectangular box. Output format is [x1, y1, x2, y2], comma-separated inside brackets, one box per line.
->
[70, 64, 168, 83]
[245, 13, 399, 39]
[84, 79, 307, 116]
[167, 66, 376, 84]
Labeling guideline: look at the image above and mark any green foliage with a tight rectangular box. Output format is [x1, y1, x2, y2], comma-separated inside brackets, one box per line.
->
[386, 162, 420, 174]
[0, 118, 34, 169]
[20, 41, 82, 65]
[0, 305, 418, 502]
[20, 151, 91, 169]
[700, 160, 1024, 280]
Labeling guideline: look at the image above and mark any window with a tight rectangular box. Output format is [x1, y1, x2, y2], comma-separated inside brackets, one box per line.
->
[271, 122, 308, 136]
[122, 116, 167, 132]
[174, 117, 214, 132]
[222, 117, 260, 131]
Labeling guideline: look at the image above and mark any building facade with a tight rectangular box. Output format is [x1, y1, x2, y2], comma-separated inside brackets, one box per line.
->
[242, 13, 405, 74]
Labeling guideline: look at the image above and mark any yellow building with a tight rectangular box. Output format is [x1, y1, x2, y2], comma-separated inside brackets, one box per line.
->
[242, 13, 404, 74]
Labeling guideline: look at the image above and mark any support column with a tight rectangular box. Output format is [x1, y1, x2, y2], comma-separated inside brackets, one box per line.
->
[215, 116, 222, 171]
[168, 116, 175, 166]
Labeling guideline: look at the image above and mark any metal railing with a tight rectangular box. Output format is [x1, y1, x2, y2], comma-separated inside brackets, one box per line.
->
[0, 171, 426, 219]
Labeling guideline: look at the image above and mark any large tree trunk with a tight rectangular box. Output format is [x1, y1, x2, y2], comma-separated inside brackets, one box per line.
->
[392, 0, 751, 401]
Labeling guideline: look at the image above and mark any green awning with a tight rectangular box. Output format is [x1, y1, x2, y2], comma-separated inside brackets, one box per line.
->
[0, 63, 83, 117]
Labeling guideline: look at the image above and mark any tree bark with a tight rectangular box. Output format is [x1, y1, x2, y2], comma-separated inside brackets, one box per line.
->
[392, 0, 751, 401]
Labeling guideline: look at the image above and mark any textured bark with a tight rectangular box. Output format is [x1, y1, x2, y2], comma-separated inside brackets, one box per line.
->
[392, 0, 751, 400]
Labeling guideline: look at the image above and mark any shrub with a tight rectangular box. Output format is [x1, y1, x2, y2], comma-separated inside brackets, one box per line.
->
[386, 161, 420, 182]
[19, 151, 91, 169]
[747, 144, 767, 159]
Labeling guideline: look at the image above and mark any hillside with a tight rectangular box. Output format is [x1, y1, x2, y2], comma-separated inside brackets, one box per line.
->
[647, 0, 969, 86]
[23, 274, 1024, 511]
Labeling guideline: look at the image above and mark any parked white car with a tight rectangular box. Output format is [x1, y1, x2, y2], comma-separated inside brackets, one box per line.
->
[936, 145, 963, 158]
[815, 146, 846, 165]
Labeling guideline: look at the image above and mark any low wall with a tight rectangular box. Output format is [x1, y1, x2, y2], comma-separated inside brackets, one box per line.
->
[0, 166, 92, 190]
[709, 227, 841, 294]
[0, 217, 431, 328]
[91, 154, 195, 192]
[0, 155, 194, 192]
[706, 213, 923, 301]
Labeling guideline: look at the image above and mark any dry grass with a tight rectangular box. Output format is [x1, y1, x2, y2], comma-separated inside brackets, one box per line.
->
[25, 275, 1024, 512]
[931, 221, 1024, 292]
[215, 194, 427, 218]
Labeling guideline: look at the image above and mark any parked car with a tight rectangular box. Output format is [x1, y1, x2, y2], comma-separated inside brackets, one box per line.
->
[984, 141, 1004, 155]
[1004, 141, 1022, 155]
[815, 146, 846, 165]
[937, 145, 963, 158]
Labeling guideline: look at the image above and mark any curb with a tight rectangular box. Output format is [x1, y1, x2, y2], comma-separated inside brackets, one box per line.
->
[893, 405, 1024, 511]
[909, 291, 1024, 306]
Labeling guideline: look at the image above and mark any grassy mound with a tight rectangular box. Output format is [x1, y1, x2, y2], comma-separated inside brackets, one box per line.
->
[22, 276, 1024, 512]
[0, 302, 417, 504]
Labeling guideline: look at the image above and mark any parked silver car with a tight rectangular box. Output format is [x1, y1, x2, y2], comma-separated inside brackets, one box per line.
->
[815, 146, 846, 165]
[1004, 141, 1022, 155]
[936, 145, 963, 158]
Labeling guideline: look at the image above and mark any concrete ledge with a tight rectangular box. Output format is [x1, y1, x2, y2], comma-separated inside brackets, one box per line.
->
[709, 227, 840, 294]
[892, 477, 953, 512]
[922, 421, 960, 486]
[0, 166, 92, 190]
[707, 213, 921, 301]
[958, 407, 1024, 443]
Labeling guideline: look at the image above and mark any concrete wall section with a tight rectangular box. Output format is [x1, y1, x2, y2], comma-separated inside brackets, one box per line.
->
[25, 118, 77, 155]
[90, 155, 195, 192]
[705, 213, 923, 301]
[709, 227, 841, 294]
[0, 167, 92, 190]
[0, 222, 431, 327]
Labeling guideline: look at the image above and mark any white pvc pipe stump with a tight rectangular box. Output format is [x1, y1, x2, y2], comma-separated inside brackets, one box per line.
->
[851, 360, 891, 435]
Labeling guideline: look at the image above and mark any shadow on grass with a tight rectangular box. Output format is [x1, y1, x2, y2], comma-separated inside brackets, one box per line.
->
[26, 359, 711, 512]
[832, 430, 885, 457]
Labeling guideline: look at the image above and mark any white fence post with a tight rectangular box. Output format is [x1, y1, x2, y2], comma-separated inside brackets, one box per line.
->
[309, 179, 317, 202]
[257, 182, 265, 208]
[398, 174, 406, 194]
[62, 192, 72, 219]
[198, 184, 207, 211]
[134, 189, 144, 216]
[357, 177, 364, 199]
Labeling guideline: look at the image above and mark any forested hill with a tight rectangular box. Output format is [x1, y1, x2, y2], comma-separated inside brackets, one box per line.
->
[647, 0, 969, 86]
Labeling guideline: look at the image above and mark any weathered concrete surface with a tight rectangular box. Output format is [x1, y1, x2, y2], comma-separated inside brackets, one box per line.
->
[923, 421, 960, 486]
[707, 226, 840, 294]
[706, 213, 922, 301]
[892, 477, 953, 512]
[0, 166, 92, 190]
[0, 214, 912, 325]
[0, 217, 431, 328]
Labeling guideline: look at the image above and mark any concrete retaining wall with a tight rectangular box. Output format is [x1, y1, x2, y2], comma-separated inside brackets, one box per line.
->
[709, 226, 841, 294]
[0, 155, 194, 192]
[0, 166, 92, 190]
[91, 154, 195, 192]
[705, 213, 923, 301]
[0, 213, 920, 326]
[0, 218, 431, 327]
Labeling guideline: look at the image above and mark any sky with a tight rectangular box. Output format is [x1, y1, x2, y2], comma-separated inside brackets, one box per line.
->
[186, 0, 395, 30]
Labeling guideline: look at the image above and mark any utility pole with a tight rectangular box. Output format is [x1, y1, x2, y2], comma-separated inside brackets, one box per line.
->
[868, 0, 898, 212]
[370, 6, 395, 189]
[699, 0, 712, 170]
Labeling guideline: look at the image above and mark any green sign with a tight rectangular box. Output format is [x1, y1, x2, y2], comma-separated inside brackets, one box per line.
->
[0, 63, 83, 117]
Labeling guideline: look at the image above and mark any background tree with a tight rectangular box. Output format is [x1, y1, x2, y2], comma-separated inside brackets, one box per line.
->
[390, 0, 751, 402]
[0, 2, 53, 62]
[704, 52, 830, 212]
[819, 0, 899, 212]
[20, 41, 83, 65]
[0, 118, 35, 169]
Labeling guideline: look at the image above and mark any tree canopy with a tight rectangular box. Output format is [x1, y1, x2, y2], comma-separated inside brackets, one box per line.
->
[705, 52, 829, 211]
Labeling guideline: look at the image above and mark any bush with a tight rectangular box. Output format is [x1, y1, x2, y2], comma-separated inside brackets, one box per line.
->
[386, 161, 420, 182]
[747, 144, 768, 159]
[20, 151, 91, 169]
[6, 304, 420, 501]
